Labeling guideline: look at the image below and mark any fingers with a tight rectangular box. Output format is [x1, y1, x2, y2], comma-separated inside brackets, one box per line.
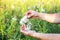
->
[20, 24, 27, 31]
[25, 10, 33, 18]
[20, 26, 41, 39]
[25, 10, 32, 16]
[25, 10, 39, 19]
[27, 14, 33, 18]
[20, 29, 35, 36]
[20, 25, 30, 36]
[20, 26, 36, 36]
[20, 24, 34, 36]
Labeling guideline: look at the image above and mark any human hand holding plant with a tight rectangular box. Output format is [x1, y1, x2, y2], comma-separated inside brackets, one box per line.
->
[20, 25, 36, 36]
[25, 10, 40, 19]
[20, 10, 60, 40]
[20, 25, 60, 40]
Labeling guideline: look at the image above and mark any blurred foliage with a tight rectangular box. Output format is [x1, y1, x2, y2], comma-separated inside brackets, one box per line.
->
[0, 0, 60, 40]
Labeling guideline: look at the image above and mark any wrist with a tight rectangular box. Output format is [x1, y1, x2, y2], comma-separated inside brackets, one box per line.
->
[38, 13, 44, 19]
[38, 13, 47, 20]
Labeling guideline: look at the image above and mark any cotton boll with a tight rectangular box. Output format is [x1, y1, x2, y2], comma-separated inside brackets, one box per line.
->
[20, 16, 32, 30]
[26, 22, 32, 30]
[20, 16, 29, 25]
[20, 19, 24, 25]
[24, 24, 31, 30]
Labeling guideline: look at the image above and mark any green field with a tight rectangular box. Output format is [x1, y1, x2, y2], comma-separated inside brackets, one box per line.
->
[0, 0, 60, 40]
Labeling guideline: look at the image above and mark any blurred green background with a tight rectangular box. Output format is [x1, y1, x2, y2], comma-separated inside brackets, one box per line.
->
[0, 0, 60, 40]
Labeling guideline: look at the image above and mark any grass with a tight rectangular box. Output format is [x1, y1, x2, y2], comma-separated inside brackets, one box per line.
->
[0, 0, 60, 40]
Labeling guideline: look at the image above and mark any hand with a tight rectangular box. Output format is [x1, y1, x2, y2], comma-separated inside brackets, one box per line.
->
[20, 24, 36, 36]
[20, 25, 60, 40]
[20, 25, 52, 40]
[20, 25, 42, 39]
[25, 10, 39, 19]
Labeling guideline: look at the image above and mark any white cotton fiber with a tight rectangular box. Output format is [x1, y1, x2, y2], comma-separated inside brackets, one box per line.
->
[20, 16, 29, 25]
[20, 16, 32, 30]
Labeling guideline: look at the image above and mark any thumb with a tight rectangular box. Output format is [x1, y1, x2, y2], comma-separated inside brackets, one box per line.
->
[27, 14, 33, 18]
